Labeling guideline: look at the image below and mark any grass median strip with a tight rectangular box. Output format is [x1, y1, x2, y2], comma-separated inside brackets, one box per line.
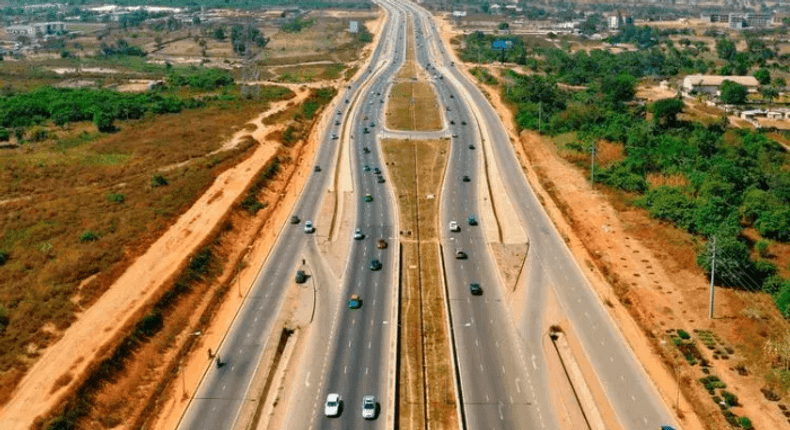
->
[383, 138, 458, 430]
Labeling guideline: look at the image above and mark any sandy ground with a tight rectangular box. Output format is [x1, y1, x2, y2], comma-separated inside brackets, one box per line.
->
[0, 89, 309, 430]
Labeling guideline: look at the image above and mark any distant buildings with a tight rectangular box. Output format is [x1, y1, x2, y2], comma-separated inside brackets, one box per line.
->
[682, 75, 760, 97]
[349, 20, 359, 34]
[700, 13, 772, 29]
[5, 22, 65, 38]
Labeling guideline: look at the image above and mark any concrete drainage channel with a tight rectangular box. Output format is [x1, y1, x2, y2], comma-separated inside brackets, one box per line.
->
[248, 328, 295, 429]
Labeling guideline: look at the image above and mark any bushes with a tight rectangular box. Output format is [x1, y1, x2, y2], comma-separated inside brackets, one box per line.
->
[80, 231, 99, 243]
[166, 68, 234, 90]
[151, 174, 169, 188]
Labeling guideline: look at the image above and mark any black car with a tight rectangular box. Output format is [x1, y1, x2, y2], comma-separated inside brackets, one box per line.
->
[377, 175, 386, 183]
[290, 216, 300, 224]
[314, 165, 321, 172]
[462, 175, 470, 182]
[467, 215, 478, 226]
[370, 259, 382, 271]
[295, 270, 307, 284]
[469, 144, 475, 150]
[470, 283, 482, 295]
[363, 147, 371, 153]
[373, 167, 381, 175]
[461, 121, 467, 125]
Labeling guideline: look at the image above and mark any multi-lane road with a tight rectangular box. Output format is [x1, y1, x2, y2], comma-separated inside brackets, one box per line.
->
[176, 0, 679, 429]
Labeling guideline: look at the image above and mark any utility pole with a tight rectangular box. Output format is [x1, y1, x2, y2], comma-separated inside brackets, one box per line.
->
[590, 140, 597, 185]
[708, 236, 717, 319]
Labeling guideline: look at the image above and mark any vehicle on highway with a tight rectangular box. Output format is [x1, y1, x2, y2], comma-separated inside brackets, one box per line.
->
[335, 120, 340, 126]
[455, 249, 467, 259]
[373, 167, 381, 174]
[361, 395, 377, 419]
[461, 120, 467, 125]
[363, 165, 371, 172]
[660, 427, 676, 430]
[290, 215, 300, 224]
[370, 259, 382, 271]
[378, 239, 388, 249]
[363, 147, 371, 154]
[364, 194, 373, 202]
[452, 133, 458, 138]
[314, 165, 321, 172]
[467, 215, 478, 225]
[377, 175, 386, 183]
[295, 270, 307, 284]
[449, 221, 459, 232]
[348, 294, 362, 309]
[354, 228, 364, 240]
[470, 283, 483, 295]
[304, 220, 315, 233]
[462, 175, 470, 182]
[332, 133, 338, 139]
[450, 120, 455, 125]
[468, 144, 475, 150]
[363, 127, 370, 134]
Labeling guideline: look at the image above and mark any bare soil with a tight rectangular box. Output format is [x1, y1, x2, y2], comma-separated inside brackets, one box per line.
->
[382, 138, 458, 430]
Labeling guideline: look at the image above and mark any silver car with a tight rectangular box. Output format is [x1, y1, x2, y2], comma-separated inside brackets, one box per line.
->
[361, 395, 376, 419]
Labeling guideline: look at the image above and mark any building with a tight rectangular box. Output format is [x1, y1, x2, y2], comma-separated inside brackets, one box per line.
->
[349, 20, 359, 33]
[729, 13, 772, 29]
[5, 22, 66, 38]
[682, 75, 760, 97]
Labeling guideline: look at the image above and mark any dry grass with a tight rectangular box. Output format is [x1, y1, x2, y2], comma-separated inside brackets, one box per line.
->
[646, 172, 691, 188]
[0, 88, 294, 396]
[383, 138, 457, 430]
[386, 81, 442, 131]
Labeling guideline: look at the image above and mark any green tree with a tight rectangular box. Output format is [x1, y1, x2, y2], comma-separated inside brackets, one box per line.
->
[498, 22, 509, 30]
[760, 86, 778, 107]
[602, 73, 636, 107]
[716, 38, 736, 61]
[719, 80, 748, 106]
[775, 77, 787, 89]
[0, 127, 9, 141]
[650, 97, 684, 127]
[93, 110, 115, 132]
[212, 27, 225, 41]
[754, 67, 771, 85]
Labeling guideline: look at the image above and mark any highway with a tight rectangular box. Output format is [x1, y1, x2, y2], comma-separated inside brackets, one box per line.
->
[403, 1, 679, 429]
[174, 3, 403, 429]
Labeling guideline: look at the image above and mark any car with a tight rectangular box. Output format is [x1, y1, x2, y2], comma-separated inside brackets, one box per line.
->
[470, 283, 482, 295]
[295, 270, 307, 284]
[363, 147, 371, 153]
[450, 120, 455, 125]
[449, 221, 459, 232]
[660, 427, 676, 430]
[363, 127, 370, 134]
[336, 110, 341, 115]
[304, 220, 315, 233]
[354, 228, 364, 240]
[363, 165, 371, 172]
[462, 175, 470, 182]
[370, 259, 382, 271]
[455, 249, 467, 259]
[290, 215, 300, 224]
[452, 133, 458, 138]
[345, 98, 350, 103]
[373, 167, 381, 175]
[325, 393, 342, 417]
[348, 294, 362, 309]
[461, 121, 467, 125]
[467, 215, 478, 225]
[469, 144, 475, 150]
[364, 194, 373, 202]
[314, 165, 321, 172]
[377, 175, 386, 183]
[335, 120, 341, 126]
[450, 94, 454, 98]
[378, 239, 388, 249]
[332, 133, 338, 140]
[361, 395, 377, 419]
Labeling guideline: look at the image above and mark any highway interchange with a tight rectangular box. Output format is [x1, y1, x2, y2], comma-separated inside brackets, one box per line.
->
[177, 0, 680, 429]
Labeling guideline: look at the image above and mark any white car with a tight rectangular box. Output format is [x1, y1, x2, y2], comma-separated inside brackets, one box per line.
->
[449, 221, 459, 232]
[304, 220, 315, 233]
[354, 228, 364, 240]
[361, 395, 376, 419]
[324, 393, 341, 417]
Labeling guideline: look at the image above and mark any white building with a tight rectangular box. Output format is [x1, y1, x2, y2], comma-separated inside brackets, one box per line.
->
[682, 75, 759, 97]
[5, 22, 66, 38]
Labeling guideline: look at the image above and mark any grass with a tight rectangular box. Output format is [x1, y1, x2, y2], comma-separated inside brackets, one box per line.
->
[273, 63, 346, 83]
[0, 86, 295, 399]
[383, 138, 457, 430]
[386, 81, 442, 131]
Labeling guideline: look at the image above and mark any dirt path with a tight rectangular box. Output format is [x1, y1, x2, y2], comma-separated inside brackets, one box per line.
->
[0, 88, 309, 430]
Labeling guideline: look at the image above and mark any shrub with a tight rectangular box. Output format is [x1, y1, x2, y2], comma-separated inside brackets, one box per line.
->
[721, 390, 739, 407]
[738, 416, 752, 429]
[0, 127, 9, 141]
[755, 239, 771, 257]
[151, 174, 169, 187]
[80, 230, 99, 242]
[93, 110, 115, 132]
[106, 192, 125, 204]
[678, 329, 691, 340]
[0, 250, 8, 265]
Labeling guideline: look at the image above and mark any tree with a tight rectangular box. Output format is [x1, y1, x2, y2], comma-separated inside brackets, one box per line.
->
[498, 22, 509, 30]
[760, 86, 778, 107]
[754, 67, 771, 85]
[719, 80, 748, 106]
[775, 77, 787, 89]
[716, 37, 736, 61]
[93, 110, 115, 132]
[650, 97, 684, 127]
[212, 27, 225, 41]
